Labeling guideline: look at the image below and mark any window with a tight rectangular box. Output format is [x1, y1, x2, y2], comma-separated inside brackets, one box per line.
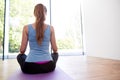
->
[51, 0, 83, 55]
[0, 0, 4, 59]
[1, 0, 83, 59]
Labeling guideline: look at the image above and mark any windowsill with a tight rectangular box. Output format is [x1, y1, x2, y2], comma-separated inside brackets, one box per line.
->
[0, 49, 84, 59]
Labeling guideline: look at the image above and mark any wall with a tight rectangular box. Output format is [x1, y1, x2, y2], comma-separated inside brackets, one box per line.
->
[82, 0, 120, 60]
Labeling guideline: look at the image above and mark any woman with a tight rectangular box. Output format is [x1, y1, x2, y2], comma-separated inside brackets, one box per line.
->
[17, 3, 58, 74]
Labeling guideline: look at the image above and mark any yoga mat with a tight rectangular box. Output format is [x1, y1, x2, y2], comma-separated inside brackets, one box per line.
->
[8, 67, 73, 80]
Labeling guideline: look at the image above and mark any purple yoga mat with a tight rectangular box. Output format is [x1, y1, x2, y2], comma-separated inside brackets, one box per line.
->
[8, 67, 73, 80]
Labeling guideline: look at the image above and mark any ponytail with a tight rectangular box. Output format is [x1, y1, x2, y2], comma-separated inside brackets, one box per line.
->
[34, 4, 46, 44]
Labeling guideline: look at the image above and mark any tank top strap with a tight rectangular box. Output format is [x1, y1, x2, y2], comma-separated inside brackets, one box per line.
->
[28, 24, 33, 30]
[47, 25, 51, 33]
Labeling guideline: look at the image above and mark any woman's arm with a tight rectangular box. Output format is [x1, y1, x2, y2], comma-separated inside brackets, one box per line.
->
[19, 25, 28, 54]
[50, 26, 58, 53]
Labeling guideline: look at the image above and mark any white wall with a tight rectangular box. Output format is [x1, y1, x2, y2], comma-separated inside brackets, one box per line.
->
[82, 0, 120, 60]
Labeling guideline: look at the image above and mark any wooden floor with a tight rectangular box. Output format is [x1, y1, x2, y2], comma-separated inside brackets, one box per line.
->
[0, 56, 120, 80]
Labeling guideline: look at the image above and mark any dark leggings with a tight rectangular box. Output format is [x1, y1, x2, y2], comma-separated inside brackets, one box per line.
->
[17, 53, 58, 74]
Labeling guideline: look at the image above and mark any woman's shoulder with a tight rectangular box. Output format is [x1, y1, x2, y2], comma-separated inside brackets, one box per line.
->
[23, 25, 28, 30]
[46, 24, 54, 30]
[50, 25, 54, 32]
[45, 24, 55, 33]
[23, 24, 30, 33]
[23, 23, 33, 29]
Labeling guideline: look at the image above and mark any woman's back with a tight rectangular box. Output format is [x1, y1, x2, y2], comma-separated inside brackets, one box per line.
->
[25, 24, 53, 62]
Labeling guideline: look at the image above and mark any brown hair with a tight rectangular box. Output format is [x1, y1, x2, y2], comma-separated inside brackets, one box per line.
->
[34, 4, 47, 44]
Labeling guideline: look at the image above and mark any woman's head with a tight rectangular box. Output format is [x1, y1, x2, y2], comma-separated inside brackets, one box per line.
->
[34, 3, 47, 21]
[34, 4, 47, 45]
